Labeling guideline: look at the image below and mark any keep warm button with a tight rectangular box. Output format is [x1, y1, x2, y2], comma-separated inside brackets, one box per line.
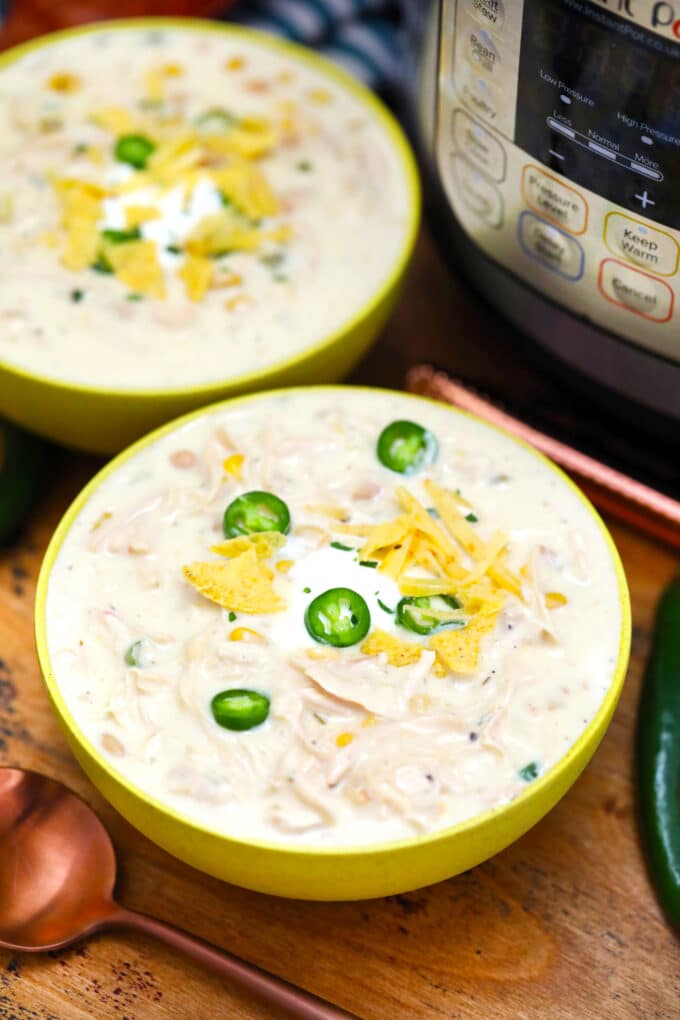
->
[604, 212, 679, 277]
[598, 258, 674, 323]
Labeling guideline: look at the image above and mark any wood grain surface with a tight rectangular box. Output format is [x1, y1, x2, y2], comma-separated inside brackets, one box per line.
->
[1, 232, 679, 1020]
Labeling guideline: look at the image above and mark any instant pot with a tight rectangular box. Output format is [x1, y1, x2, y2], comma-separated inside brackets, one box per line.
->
[417, 0, 680, 426]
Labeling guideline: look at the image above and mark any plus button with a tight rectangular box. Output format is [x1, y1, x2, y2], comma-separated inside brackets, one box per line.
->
[634, 190, 655, 209]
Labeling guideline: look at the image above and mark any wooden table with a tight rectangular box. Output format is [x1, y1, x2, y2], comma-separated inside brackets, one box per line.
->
[1, 232, 678, 1020]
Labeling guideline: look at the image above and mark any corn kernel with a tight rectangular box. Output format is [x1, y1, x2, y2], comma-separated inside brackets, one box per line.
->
[225, 56, 246, 71]
[336, 732, 354, 749]
[545, 592, 568, 609]
[223, 453, 244, 478]
[47, 72, 81, 94]
[275, 560, 294, 574]
[229, 627, 266, 644]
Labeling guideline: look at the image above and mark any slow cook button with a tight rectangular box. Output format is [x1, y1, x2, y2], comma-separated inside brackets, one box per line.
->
[604, 212, 679, 277]
[452, 109, 506, 181]
[521, 165, 588, 235]
[518, 211, 584, 281]
[451, 155, 504, 227]
[598, 258, 674, 322]
[465, 0, 505, 30]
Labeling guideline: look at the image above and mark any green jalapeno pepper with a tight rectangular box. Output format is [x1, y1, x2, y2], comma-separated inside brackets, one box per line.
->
[376, 420, 438, 475]
[211, 689, 270, 731]
[305, 588, 371, 648]
[396, 594, 463, 636]
[637, 573, 680, 930]
[0, 420, 48, 544]
[223, 491, 291, 538]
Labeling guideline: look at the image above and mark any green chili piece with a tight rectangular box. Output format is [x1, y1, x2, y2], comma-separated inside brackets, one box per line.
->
[195, 107, 237, 132]
[376, 420, 438, 475]
[330, 541, 353, 552]
[519, 762, 540, 782]
[223, 490, 290, 538]
[465, 512, 479, 523]
[396, 594, 463, 636]
[211, 689, 270, 731]
[305, 588, 371, 648]
[124, 640, 143, 667]
[114, 134, 156, 169]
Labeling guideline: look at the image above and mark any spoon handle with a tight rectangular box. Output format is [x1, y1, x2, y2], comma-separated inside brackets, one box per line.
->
[107, 906, 357, 1020]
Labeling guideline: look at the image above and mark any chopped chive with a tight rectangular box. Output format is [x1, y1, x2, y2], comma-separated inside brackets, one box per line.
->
[377, 599, 394, 614]
[359, 560, 378, 568]
[166, 244, 182, 254]
[426, 507, 440, 519]
[296, 160, 313, 172]
[70, 289, 84, 303]
[330, 541, 354, 552]
[91, 255, 113, 274]
[102, 226, 142, 244]
[73, 142, 88, 155]
[228, 611, 237, 622]
[126, 292, 144, 302]
[220, 191, 233, 207]
[124, 640, 143, 667]
[518, 761, 539, 782]
[465, 513, 479, 523]
[303, 586, 311, 594]
[274, 273, 289, 283]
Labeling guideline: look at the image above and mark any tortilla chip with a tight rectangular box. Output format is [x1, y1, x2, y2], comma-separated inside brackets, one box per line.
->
[360, 630, 423, 668]
[183, 547, 284, 613]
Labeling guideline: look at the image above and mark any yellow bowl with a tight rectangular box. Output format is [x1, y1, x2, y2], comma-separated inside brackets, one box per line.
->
[35, 386, 631, 901]
[0, 20, 420, 455]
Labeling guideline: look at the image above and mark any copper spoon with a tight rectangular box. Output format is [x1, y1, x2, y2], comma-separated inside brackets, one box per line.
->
[0, 768, 356, 1020]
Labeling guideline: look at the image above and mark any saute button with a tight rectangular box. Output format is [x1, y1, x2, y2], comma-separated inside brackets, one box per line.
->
[518, 211, 584, 281]
[598, 258, 674, 322]
[452, 109, 506, 181]
[521, 165, 587, 234]
[451, 155, 504, 227]
[465, 0, 505, 30]
[604, 212, 679, 277]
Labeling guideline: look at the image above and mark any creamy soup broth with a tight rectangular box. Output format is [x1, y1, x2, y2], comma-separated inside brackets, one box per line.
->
[0, 26, 410, 388]
[45, 389, 623, 847]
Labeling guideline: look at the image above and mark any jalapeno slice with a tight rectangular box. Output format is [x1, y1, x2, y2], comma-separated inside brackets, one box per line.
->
[376, 420, 438, 475]
[114, 134, 156, 169]
[211, 689, 270, 731]
[396, 595, 463, 636]
[223, 491, 291, 538]
[305, 588, 371, 648]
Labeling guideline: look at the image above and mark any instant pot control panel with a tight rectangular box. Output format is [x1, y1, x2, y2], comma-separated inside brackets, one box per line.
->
[436, 0, 680, 365]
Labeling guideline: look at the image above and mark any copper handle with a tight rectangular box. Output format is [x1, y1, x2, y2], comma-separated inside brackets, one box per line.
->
[107, 906, 357, 1020]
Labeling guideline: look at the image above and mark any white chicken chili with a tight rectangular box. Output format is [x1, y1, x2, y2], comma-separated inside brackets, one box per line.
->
[45, 389, 623, 847]
[0, 25, 412, 389]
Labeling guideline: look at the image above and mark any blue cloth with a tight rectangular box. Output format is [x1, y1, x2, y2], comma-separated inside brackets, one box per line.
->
[228, 0, 414, 96]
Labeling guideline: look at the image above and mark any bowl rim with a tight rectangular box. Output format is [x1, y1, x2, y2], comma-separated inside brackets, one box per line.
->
[35, 384, 632, 860]
[0, 17, 421, 399]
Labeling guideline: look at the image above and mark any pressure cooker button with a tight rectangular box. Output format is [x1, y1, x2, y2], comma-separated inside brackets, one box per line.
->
[598, 258, 674, 322]
[521, 165, 588, 235]
[466, 28, 500, 77]
[451, 155, 504, 227]
[452, 109, 506, 181]
[457, 64, 502, 125]
[604, 213, 679, 277]
[465, 0, 505, 30]
[518, 211, 584, 281]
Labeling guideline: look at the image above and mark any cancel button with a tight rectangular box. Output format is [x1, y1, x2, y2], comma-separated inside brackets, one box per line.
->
[598, 258, 673, 322]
